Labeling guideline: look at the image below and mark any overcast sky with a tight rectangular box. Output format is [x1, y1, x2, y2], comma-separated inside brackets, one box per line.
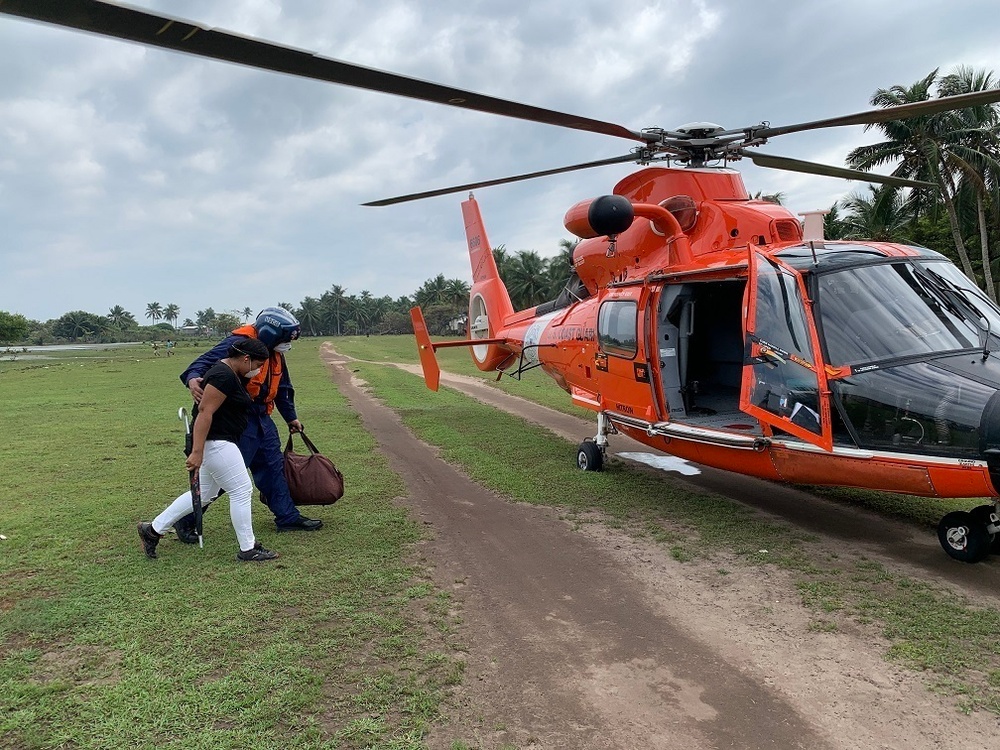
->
[2, 0, 1000, 323]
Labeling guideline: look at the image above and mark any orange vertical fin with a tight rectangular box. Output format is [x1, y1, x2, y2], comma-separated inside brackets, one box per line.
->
[410, 306, 440, 391]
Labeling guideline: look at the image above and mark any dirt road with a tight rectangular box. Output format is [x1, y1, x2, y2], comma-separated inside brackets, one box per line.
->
[322, 346, 1000, 749]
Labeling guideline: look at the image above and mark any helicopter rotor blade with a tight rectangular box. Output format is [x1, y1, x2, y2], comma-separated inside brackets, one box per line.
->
[754, 88, 1000, 140]
[739, 150, 937, 190]
[0, 0, 649, 144]
[363, 154, 639, 206]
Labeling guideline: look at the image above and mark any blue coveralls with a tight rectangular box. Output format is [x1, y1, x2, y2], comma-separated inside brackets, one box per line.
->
[179, 335, 304, 528]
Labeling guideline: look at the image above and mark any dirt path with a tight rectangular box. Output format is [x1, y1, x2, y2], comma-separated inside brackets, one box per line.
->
[322, 346, 1000, 748]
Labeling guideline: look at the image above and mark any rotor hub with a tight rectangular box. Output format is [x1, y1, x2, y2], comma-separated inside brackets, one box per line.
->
[673, 122, 726, 138]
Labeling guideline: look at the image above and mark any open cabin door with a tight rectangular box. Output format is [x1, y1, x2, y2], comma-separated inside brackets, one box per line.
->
[740, 250, 833, 451]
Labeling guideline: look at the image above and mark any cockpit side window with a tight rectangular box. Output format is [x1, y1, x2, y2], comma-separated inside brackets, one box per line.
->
[598, 300, 638, 359]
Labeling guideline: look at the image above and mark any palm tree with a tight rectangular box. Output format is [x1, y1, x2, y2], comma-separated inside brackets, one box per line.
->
[297, 297, 322, 336]
[544, 239, 578, 298]
[145, 302, 163, 324]
[838, 185, 913, 242]
[370, 295, 392, 330]
[342, 294, 362, 335]
[823, 203, 850, 240]
[196, 308, 217, 335]
[163, 303, 180, 330]
[355, 290, 374, 334]
[506, 250, 548, 310]
[937, 66, 1000, 301]
[413, 275, 449, 307]
[107, 305, 135, 330]
[444, 278, 471, 310]
[492, 245, 512, 283]
[56, 310, 103, 342]
[847, 69, 1000, 287]
[321, 284, 348, 336]
[241, 306, 254, 322]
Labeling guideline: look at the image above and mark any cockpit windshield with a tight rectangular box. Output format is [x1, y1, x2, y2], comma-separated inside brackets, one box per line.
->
[817, 261, 994, 365]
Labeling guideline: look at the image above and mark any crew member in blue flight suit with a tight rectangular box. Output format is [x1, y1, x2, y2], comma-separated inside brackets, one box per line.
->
[173, 307, 323, 540]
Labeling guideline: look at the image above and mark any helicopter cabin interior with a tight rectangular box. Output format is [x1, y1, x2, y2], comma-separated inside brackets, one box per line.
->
[654, 279, 760, 432]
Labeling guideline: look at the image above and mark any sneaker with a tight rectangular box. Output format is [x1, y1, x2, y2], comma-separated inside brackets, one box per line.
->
[137, 522, 162, 559]
[237, 541, 279, 562]
[275, 517, 323, 532]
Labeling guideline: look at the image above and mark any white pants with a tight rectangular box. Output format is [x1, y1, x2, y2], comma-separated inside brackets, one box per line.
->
[152, 440, 256, 551]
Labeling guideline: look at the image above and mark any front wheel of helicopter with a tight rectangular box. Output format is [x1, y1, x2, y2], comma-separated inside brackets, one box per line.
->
[937, 510, 992, 563]
[577, 441, 604, 472]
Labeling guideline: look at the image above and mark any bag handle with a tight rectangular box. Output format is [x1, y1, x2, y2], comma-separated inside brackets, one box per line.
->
[285, 429, 321, 455]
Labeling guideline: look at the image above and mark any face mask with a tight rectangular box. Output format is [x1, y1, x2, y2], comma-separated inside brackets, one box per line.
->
[274, 343, 292, 353]
[246, 366, 262, 378]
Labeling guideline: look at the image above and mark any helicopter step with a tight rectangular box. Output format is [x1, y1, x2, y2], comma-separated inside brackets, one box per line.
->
[938, 503, 1000, 563]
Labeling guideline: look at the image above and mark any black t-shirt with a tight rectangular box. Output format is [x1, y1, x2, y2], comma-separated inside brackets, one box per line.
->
[191, 362, 252, 443]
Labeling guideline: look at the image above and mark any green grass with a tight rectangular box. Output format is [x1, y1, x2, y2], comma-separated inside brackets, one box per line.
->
[0, 339, 464, 749]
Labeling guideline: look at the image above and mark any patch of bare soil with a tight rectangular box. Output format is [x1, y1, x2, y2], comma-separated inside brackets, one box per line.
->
[323, 345, 1000, 749]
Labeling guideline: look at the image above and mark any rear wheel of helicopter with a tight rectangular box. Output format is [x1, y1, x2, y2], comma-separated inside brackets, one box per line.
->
[577, 441, 604, 472]
[968, 504, 1000, 554]
[937, 510, 992, 563]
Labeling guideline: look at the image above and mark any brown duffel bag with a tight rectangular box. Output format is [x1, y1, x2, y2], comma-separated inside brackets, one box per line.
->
[283, 430, 345, 505]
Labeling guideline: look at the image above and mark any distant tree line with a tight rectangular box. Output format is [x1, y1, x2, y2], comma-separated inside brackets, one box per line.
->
[1, 239, 582, 344]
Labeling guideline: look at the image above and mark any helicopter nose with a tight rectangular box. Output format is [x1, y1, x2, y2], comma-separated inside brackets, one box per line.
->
[978, 390, 1000, 493]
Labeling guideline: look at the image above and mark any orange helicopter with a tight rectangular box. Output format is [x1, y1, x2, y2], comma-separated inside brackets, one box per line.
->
[7, 1, 1000, 563]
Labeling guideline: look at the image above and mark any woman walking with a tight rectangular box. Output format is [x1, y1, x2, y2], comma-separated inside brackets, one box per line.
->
[138, 339, 279, 562]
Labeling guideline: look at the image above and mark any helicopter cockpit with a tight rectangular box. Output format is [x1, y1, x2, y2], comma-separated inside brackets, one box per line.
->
[775, 246, 1000, 461]
[654, 244, 1000, 466]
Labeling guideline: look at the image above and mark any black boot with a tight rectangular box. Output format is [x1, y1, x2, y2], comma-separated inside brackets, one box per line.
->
[173, 514, 199, 544]
[137, 522, 162, 559]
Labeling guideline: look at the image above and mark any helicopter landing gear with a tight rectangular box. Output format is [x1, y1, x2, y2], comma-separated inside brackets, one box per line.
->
[937, 505, 998, 563]
[577, 440, 604, 471]
[577, 413, 612, 472]
[969, 503, 1000, 554]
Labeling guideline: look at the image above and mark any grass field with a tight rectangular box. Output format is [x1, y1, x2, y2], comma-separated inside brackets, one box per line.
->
[3, 335, 1000, 750]
[1, 340, 463, 749]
